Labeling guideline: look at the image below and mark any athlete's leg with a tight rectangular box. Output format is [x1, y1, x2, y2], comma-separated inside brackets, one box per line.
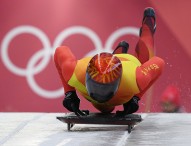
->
[135, 7, 156, 64]
[54, 46, 76, 92]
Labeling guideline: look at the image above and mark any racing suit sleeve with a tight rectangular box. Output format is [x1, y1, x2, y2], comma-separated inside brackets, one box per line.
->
[54, 46, 76, 92]
[135, 56, 165, 98]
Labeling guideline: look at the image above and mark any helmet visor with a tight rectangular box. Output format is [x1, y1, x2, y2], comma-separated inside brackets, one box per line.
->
[86, 73, 120, 103]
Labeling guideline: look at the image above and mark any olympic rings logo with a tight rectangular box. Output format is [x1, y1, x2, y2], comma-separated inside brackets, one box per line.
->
[1, 25, 139, 99]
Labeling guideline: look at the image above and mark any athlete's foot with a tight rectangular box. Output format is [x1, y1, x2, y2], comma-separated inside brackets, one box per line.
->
[140, 7, 156, 36]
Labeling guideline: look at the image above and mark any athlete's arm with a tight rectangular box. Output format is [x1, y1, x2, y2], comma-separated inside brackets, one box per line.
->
[54, 46, 76, 92]
[54, 46, 85, 115]
[135, 56, 165, 98]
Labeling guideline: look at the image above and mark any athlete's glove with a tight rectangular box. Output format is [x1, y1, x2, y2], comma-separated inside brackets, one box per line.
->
[116, 96, 140, 116]
[63, 91, 87, 116]
[125, 96, 140, 114]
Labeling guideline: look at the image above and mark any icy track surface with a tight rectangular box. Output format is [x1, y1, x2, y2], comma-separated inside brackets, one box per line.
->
[0, 113, 191, 146]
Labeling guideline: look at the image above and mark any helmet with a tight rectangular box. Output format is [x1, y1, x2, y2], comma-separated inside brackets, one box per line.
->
[86, 52, 122, 103]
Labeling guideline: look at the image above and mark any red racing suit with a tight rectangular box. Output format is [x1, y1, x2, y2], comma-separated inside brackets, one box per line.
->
[54, 18, 165, 112]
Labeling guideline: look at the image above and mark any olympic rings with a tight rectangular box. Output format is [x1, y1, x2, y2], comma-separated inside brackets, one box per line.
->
[1, 26, 51, 76]
[0, 25, 139, 99]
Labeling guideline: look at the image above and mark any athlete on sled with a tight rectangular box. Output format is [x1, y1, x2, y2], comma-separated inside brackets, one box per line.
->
[54, 7, 165, 116]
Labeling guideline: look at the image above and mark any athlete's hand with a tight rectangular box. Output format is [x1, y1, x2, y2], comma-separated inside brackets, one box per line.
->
[116, 96, 140, 116]
[63, 91, 87, 116]
[63, 91, 80, 112]
[125, 96, 140, 114]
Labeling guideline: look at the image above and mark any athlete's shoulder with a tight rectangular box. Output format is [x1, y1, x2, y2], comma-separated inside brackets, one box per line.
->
[152, 56, 165, 62]
[148, 56, 165, 66]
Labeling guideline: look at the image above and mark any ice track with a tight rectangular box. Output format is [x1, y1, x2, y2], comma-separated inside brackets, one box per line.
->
[0, 113, 191, 146]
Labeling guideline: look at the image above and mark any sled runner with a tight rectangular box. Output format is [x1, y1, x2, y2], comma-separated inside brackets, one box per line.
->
[57, 112, 142, 133]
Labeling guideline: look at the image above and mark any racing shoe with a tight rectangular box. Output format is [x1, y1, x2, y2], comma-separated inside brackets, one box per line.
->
[112, 40, 129, 54]
[139, 7, 156, 36]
